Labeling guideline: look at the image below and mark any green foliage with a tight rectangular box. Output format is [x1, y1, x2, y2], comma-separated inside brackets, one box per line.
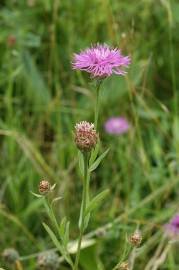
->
[0, 0, 178, 269]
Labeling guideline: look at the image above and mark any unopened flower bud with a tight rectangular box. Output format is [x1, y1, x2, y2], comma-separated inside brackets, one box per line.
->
[37, 251, 60, 270]
[39, 180, 50, 195]
[129, 230, 142, 247]
[74, 121, 98, 152]
[2, 248, 19, 264]
[7, 35, 16, 47]
[117, 262, 129, 270]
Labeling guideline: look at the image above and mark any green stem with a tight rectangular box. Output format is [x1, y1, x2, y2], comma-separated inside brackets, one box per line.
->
[167, 0, 177, 115]
[94, 80, 102, 130]
[74, 153, 89, 270]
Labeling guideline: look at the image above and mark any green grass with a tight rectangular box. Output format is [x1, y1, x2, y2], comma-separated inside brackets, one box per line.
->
[0, 0, 179, 269]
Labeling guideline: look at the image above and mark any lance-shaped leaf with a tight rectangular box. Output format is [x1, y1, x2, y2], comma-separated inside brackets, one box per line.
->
[89, 143, 100, 166]
[43, 223, 73, 267]
[43, 223, 63, 254]
[85, 189, 109, 217]
[30, 191, 43, 198]
[89, 148, 110, 172]
[59, 217, 70, 248]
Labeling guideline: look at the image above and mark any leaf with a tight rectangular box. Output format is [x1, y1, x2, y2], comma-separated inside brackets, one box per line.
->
[85, 189, 109, 217]
[79, 244, 99, 270]
[78, 200, 84, 229]
[64, 221, 70, 248]
[89, 143, 100, 166]
[21, 50, 50, 105]
[59, 217, 70, 248]
[43, 223, 63, 254]
[51, 196, 62, 207]
[89, 148, 110, 172]
[68, 239, 96, 254]
[30, 191, 43, 198]
[78, 151, 84, 175]
[59, 217, 67, 237]
[50, 183, 57, 191]
[43, 223, 74, 267]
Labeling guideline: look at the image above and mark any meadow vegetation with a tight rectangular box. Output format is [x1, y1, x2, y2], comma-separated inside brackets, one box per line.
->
[0, 0, 179, 269]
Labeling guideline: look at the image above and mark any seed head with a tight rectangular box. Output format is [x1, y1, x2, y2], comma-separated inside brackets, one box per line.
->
[2, 248, 19, 264]
[39, 180, 50, 195]
[37, 251, 60, 270]
[117, 262, 129, 270]
[74, 121, 98, 152]
[129, 230, 142, 247]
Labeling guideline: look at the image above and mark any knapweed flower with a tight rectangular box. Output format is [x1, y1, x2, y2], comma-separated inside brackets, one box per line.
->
[72, 44, 130, 78]
[75, 121, 98, 152]
[129, 230, 142, 247]
[104, 117, 130, 135]
[2, 248, 19, 264]
[165, 214, 179, 236]
[39, 180, 50, 195]
[37, 251, 60, 270]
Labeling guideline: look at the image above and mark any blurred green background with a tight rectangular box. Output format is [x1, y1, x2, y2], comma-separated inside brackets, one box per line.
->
[0, 0, 179, 269]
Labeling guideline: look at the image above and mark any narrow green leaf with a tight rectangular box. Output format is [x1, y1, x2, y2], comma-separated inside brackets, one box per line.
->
[84, 213, 90, 230]
[59, 217, 67, 237]
[89, 148, 110, 172]
[89, 143, 100, 166]
[85, 189, 109, 217]
[78, 200, 83, 229]
[21, 50, 50, 105]
[43, 222, 73, 267]
[51, 196, 62, 207]
[64, 221, 70, 247]
[30, 191, 43, 198]
[43, 223, 63, 254]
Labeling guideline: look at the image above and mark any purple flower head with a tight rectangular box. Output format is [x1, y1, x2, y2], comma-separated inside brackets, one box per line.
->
[104, 117, 130, 135]
[165, 214, 179, 236]
[72, 44, 131, 78]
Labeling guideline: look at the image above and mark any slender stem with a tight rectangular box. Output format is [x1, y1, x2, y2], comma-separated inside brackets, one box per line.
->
[74, 152, 89, 270]
[15, 261, 24, 270]
[167, 0, 177, 115]
[94, 80, 102, 130]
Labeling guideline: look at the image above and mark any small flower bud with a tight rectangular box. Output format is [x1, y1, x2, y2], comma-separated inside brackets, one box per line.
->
[117, 262, 129, 270]
[7, 35, 16, 47]
[2, 248, 19, 264]
[39, 180, 50, 195]
[74, 121, 98, 152]
[37, 251, 60, 270]
[129, 230, 142, 247]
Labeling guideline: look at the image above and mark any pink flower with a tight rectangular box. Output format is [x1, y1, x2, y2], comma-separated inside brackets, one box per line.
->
[104, 117, 130, 135]
[165, 214, 179, 236]
[72, 44, 130, 78]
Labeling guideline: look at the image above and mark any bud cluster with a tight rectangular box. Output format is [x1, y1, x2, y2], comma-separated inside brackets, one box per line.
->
[74, 121, 98, 152]
[39, 180, 50, 195]
[129, 230, 142, 247]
